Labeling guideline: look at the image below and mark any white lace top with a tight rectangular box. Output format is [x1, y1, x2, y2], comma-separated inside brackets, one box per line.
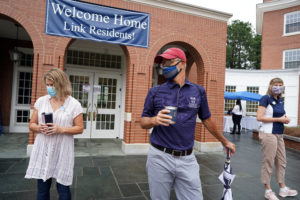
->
[25, 95, 83, 186]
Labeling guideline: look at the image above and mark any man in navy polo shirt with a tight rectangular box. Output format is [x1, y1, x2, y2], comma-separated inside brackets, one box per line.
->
[141, 47, 236, 200]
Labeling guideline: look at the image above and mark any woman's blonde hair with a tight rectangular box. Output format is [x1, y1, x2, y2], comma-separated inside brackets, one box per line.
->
[266, 77, 284, 97]
[43, 68, 72, 99]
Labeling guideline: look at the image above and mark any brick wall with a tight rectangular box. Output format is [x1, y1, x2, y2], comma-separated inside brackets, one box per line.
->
[0, 0, 227, 144]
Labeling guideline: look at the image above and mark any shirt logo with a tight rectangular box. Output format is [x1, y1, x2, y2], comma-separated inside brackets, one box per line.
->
[188, 97, 198, 108]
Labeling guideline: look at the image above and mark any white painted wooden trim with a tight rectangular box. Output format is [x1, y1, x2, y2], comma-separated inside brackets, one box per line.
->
[124, 112, 132, 122]
[9, 48, 33, 133]
[256, 0, 300, 34]
[124, 0, 232, 22]
[65, 40, 127, 139]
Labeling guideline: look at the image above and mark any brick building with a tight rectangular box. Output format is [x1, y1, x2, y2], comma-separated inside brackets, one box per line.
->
[0, 0, 231, 155]
[257, 0, 300, 70]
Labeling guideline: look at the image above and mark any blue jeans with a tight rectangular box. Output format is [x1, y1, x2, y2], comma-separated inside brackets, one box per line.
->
[37, 179, 71, 200]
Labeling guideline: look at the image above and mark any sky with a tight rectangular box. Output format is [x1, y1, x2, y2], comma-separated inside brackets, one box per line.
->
[175, 0, 263, 31]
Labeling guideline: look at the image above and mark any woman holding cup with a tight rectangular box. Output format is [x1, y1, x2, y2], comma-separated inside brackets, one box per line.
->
[257, 77, 297, 200]
[25, 68, 83, 200]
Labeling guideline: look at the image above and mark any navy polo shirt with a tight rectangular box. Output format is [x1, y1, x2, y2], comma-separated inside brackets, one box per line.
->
[259, 95, 285, 134]
[141, 79, 211, 150]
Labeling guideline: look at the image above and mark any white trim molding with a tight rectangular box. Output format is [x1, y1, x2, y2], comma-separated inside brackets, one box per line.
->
[122, 141, 150, 154]
[124, 0, 232, 22]
[256, 0, 300, 34]
[194, 141, 223, 152]
[124, 112, 132, 122]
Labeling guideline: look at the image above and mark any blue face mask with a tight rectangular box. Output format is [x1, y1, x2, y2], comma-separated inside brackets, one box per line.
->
[272, 86, 284, 95]
[162, 60, 182, 81]
[47, 86, 56, 97]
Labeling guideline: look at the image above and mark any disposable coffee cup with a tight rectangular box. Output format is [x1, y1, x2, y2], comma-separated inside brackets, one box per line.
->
[164, 106, 177, 124]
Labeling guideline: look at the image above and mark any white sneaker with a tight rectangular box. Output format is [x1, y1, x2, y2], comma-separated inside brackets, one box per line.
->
[279, 187, 298, 197]
[264, 191, 279, 200]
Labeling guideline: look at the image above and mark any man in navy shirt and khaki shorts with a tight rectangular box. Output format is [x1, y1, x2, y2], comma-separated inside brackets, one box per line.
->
[141, 48, 236, 200]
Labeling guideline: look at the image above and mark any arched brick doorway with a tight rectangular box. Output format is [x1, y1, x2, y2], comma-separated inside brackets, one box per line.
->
[0, 14, 34, 134]
[152, 42, 205, 87]
[62, 39, 129, 140]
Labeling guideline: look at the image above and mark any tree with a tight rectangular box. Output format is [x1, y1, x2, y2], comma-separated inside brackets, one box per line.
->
[249, 34, 262, 69]
[226, 20, 261, 69]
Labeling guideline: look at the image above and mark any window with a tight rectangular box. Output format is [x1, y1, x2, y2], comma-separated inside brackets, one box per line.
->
[67, 50, 121, 69]
[16, 110, 30, 123]
[20, 53, 34, 67]
[17, 72, 32, 104]
[284, 11, 300, 34]
[224, 85, 236, 113]
[284, 49, 300, 69]
[246, 86, 259, 113]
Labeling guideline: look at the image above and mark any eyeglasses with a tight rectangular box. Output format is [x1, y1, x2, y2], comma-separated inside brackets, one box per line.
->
[160, 59, 182, 69]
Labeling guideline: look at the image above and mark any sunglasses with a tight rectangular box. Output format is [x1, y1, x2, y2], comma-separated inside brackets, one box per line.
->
[160, 59, 182, 69]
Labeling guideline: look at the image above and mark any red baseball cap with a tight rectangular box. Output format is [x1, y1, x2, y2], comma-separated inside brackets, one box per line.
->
[154, 48, 186, 64]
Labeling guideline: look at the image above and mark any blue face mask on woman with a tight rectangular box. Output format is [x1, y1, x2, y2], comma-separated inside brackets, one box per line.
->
[161, 60, 182, 81]
[47, 86, 56, 97]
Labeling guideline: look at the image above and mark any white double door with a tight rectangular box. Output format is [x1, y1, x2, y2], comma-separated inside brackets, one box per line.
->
[67, 69, 122, 139]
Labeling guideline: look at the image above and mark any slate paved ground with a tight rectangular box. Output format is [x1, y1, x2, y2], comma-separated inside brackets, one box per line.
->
[0, 131, 299, 200]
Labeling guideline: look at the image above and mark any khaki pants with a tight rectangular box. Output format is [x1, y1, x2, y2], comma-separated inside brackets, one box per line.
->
[259, 132, 286, 185]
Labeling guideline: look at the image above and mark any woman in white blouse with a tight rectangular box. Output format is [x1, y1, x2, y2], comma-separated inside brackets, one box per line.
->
[231, 99, 243, 134]
[25, 68, 83, 200]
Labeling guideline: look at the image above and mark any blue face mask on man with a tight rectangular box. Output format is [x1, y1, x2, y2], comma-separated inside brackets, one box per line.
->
[47, 86, 56, 97]
[161, 60, 182, 81]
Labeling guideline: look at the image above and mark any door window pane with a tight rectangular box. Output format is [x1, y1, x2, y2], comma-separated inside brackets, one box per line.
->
[97, 78, 117, 109]
[20, 54, 34, 67]
[96, 114, 115, 130]
[16, 110, 30, 123]
[17, 72, 32, 104]
[69, 75, 89, 108]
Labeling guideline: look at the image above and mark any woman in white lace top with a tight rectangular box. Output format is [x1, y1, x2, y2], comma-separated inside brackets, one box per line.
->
[25, 68, 83, 200]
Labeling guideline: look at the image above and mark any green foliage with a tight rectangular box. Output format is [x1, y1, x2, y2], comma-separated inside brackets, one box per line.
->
[226, 20, 261, 69]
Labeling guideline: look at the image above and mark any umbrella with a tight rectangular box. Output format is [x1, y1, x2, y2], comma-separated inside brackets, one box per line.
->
[219, 148, 235, 200]
[224, 91, 262, 101]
